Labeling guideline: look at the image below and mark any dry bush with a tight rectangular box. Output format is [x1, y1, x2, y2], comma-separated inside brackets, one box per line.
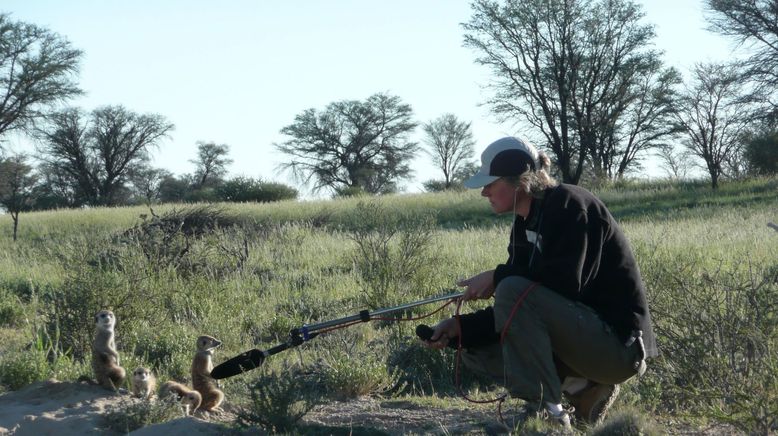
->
[649, 259, 778, 435]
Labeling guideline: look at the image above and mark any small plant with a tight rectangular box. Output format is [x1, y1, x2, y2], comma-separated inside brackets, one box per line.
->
[0, 290, 25, 327]
[102, 397, 183, 433]
[236, 362, 324, 433]
[129, 327, 192, 380]
[387, 338, 490, 396]
[348, 201, 437, 309]
[317, 345, 403, 400]
[0, 349, 49, 390]
[590, 409, 665, 436]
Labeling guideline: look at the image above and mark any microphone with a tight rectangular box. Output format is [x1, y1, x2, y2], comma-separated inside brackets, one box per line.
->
[415, 324, 458, 348]
[210, 348, 266, 379]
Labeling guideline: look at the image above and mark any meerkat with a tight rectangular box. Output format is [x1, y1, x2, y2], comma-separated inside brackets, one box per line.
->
[92, 309, 126, 391]
[131, 367, 156, 399]
[159, 380, 202, 415]
[191, 335, 224, 413]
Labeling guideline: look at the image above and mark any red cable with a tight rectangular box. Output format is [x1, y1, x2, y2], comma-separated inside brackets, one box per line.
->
[452, 281, 540, 424]
[499, 282, 540, 344]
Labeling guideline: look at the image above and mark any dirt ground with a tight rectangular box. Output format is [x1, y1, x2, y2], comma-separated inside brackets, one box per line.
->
[0, 379, 742, 435]
[0, 380, 510, 435]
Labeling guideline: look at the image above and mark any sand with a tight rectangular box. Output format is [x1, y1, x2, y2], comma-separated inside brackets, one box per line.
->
[0, 379, 229, 435]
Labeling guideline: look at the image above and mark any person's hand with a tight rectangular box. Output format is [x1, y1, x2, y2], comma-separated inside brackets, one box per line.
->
[458, 270, 495, 301]
[421, 317, 460, 350]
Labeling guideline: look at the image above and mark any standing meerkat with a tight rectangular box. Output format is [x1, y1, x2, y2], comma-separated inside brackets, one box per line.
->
[191, 335, 224, 413]
[92, 309, 126, 391]
[159, 380, 202, 415]
[131, 367, 156, 399]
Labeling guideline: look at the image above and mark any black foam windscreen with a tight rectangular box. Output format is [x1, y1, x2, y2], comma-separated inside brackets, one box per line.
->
[415, 324, 435, 341]
[210, 348, 265, 379]
[415, 324, 458, 348]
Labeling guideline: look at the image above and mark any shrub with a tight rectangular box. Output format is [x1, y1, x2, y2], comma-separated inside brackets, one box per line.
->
[102, 397, 184, 433]
[649, 259, 778, 435]
[422, 179, 466, 193]
[183, 187, 219, 203]
[34, 236, 170, 362]
[744, 130, 778, 176]
[387, 338, 491, 396]
[217, 176, 298, 203]
[157, 174, 190, 203]
[590, 409, 664, 436]
[236, 362, 324, 433]
[39, 263, 154, 361]
[348, 201, 437, 309]
[0, 276, 42, 301]
[129, 326, 193, 380]
[0, 349, 49, 390]
[315, 342, 403, 400]
[0, 290, 25, 327]
[117, 205, 240, 274]
[332, 186, 368, 198]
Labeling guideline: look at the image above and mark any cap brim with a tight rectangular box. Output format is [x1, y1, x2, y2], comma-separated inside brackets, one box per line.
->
[463, 174, 499, 189]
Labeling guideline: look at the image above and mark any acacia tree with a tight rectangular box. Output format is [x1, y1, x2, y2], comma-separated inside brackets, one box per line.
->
[0, 14, 82, 139]
[463, 0, 677, 183]
[705, 0, 778, 112]
[36, 105, 174, 205]
[655, 144, 694, 180]
[127, 165, 171, 205]
[676, 63, 753, 189]
[276, 93, 418, 195]
[0, 153, 37, 241]
[190, 141, 232, 189]
[587, 58, 682, 179]
[422, 114, 477, 189]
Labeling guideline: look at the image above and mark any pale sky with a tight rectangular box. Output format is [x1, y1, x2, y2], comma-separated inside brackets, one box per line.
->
[2, 0, 734, 194]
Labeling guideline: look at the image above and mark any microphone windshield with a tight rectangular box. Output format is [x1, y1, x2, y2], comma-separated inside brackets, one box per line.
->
[211, 348, 265, 379]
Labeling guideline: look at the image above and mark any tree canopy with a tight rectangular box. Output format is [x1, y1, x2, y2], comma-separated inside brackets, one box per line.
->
[36, 105, 174, 206]
[0, 153, 37, 241]
[190, 141, 233, 189]
[276, 93, 418, 195]
[676, 63, 753, 189]
[464, 0, 679, 183]
[0, 14, 82, 140]
[705, 0, 778, 113]
[422, 114, 477, 189]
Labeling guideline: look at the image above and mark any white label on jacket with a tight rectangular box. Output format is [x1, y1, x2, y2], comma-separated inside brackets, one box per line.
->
[526, 230, 542, 252]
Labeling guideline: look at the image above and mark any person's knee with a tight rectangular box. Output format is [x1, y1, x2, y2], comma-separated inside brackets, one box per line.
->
[494, 276, 536, 307]
[493, 276, 541, 326]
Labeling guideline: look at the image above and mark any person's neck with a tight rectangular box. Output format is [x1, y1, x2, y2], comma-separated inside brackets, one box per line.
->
[514, 192, 532, 218]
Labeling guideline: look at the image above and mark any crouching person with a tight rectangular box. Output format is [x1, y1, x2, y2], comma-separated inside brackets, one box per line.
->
[422, 137, 657, 429]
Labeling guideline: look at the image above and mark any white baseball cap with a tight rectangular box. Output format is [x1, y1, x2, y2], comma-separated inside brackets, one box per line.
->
[463, 137, 540, 189]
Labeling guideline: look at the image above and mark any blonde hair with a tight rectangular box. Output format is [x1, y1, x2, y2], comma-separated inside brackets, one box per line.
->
[503, 151, 557, 195]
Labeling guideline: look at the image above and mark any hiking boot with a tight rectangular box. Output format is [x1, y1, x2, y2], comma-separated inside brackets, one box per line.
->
[566, 382, 620, 424]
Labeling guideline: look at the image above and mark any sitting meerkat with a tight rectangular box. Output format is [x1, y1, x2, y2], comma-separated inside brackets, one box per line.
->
[159, 380, 202, 415]
[92, 309, 126, 391]
[191, 335, 224, 413]
[131, 367, 156, 399]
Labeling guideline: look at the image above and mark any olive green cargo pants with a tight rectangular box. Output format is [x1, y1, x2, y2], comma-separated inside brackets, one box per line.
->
[461, 275, 644, 404]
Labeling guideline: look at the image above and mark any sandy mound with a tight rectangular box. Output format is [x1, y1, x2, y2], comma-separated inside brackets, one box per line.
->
[0, 379, 229, 436]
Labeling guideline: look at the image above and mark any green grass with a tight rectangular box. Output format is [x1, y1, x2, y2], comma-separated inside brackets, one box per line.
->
[0, 177, 776, 434]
